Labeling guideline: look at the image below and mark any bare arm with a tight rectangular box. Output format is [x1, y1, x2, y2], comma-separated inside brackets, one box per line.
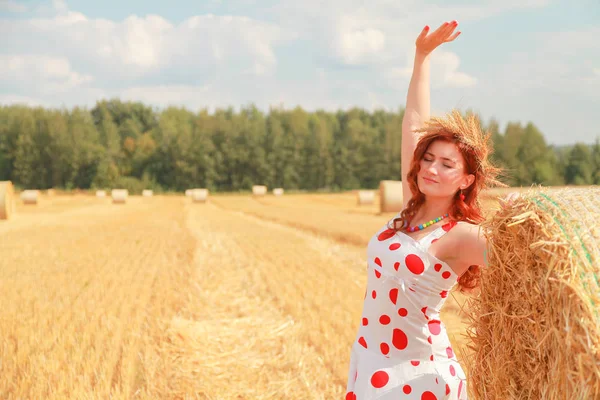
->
[401, 21, 461, 209]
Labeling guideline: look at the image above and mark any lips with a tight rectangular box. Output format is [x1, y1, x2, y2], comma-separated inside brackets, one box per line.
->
[423, 177, 437, 183]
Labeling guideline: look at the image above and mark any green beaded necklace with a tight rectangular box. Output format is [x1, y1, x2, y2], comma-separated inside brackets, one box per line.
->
[405, 213, 449, 233]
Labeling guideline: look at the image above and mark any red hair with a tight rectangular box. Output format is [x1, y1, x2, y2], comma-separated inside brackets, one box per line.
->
[390, 111, 504, 292]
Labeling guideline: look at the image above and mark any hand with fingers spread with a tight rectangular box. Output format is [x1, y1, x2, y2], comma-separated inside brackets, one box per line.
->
[415, 20, 461, 56]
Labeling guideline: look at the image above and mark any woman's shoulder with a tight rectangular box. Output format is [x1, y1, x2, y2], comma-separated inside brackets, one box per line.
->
[449, 220, 487, 265]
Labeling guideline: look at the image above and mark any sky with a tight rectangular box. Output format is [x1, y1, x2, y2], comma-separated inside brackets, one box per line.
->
[0, 0, 598, 146]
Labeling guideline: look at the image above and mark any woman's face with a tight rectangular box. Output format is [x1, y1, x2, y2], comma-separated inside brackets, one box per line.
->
[417, 140, 474, 198]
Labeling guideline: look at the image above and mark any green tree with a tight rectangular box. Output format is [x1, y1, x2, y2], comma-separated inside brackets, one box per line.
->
[565, 143, 594, 185]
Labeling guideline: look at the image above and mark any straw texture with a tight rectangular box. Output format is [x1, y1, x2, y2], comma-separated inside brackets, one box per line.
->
[0, 181, 15, 220]
[462, 186, 600, 399]
[379, 180, 403, 213]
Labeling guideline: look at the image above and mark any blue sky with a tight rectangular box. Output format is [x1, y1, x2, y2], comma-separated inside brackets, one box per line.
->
[1, 0, 599, 145]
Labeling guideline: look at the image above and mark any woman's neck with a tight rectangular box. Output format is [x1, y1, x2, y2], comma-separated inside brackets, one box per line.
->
[413, 197, 453, 224]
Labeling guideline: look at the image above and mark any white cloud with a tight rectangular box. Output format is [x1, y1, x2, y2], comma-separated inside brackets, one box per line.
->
[0, 0, 27, 12]
[0, 55, 93, 93]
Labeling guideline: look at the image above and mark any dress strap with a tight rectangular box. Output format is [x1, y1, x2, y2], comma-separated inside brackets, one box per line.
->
[420, 220, 459, 252]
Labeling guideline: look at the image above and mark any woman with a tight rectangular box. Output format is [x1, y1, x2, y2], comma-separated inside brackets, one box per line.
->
[345, 21, 505, 399]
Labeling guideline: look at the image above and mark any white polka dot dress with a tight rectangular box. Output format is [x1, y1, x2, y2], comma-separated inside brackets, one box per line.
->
[345, 217, 468, 400]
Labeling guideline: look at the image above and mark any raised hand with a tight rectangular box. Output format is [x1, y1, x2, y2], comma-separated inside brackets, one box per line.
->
[415, 20, 461, 56]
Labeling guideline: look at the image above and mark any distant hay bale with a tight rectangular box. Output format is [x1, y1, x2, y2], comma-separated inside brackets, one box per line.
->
[0, 181, 15, 220]
[357, 190, 375, 205]
[252, 185, 267, 196]
[463, 186, 600, 399]
[142, 189, 153, 197]
[111, 189, 128, 204]
[96, 190, 107, 198]
[379, 180, 403, 213]
[273, 188, 284, 196]
[192, 189, 209, 203]
[21, 190, 39, 205]
[185, 189, 193, 197]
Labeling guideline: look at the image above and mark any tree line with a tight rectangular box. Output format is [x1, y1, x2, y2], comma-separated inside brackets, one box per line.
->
[0, 99, 598, 193]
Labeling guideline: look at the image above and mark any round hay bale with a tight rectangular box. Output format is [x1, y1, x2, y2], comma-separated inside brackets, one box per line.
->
[252, 185, 267, 196]
[0, 181, 15, 220]
[111, 189, 128, 204]
[273, 188, 284, 196]
[185, 189, 193, 197]
[357, 190, 375, 205]
[463, 186, 600, 399]
[142, 189, 153, 197]
[192, 189, 209, 203]
[96, 190, 107, 198]
[21, 190, 39, 205]
[379, 180, 403, 213]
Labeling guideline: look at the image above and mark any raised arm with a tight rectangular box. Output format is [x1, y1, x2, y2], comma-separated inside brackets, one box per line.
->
[401, 21, 461, 208]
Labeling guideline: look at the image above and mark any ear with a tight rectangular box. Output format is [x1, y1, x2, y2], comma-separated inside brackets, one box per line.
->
[460, 174, 475, 190]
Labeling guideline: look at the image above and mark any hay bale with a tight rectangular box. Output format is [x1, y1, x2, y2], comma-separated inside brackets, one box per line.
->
[192, 189, 209, 203]
[379, 180, 403, 213]
[463, 186, 600, 399]
[21, 190, 39, 205]
[357, 190, 375, 205]
[111, 189, 128, 204]
[96, 190, 107, 198]
[252, 185, 267, 196]
[142, 189, 153, 197]
[0, 181, 15, 220]
[273, 188, 284, 196]
[185, 189, 193, 197]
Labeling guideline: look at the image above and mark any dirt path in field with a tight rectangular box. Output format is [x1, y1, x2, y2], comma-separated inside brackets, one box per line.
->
[178, 200, 471, 399]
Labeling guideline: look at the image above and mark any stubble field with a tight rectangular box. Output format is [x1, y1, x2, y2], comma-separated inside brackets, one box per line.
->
[0, 189, 510, 399]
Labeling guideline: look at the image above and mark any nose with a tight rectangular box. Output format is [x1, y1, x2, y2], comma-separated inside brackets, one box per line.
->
[426, 163, 438, 175]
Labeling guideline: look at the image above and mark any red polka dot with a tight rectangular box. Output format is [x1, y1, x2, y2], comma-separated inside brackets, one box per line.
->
[434, 263, 442, 272]
[378, 229, 395, 241]
[362, 317, 368, 326]
[405, 254, 425, 275]
[408, 287, 416, 292]
[392, 328, 408, 350]
[431, 238, 439, 244]
[380, 342, 389, 355]
[442, 220, 457, 232]
[430, 355, 434, 361]
[436, 378, 438, 384]
[393, 262, 400, 271]
[398, 308, 408, 317]
[375, 270, 381, 278]
[442, 271, 451, 279]
[421, 306, 428, 317]
[450, 365, 456, 376]
[410, 360, 420, 366]
[421, 392, 438, 400]
[389, 243, 401, 251]
[358, 337, 367, 348]
[389, 288, 398, 305]
[372, 290, 377, 299]
[345, 392, 356, 400]
[427, 336, 432, 344]
[446, 384, 451, 395]
[374, 257, 382, 267]
[428, 320, 442, 335]
[370, 370, 389, 388]
[446, 347, 454, 358]
[379, 315, 391, 325]
[440, 291, 448, 298]
[403, 385, 412, 394]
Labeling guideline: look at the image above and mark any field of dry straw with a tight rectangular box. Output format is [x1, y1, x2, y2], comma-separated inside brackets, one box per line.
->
[0, 188, 513, 399]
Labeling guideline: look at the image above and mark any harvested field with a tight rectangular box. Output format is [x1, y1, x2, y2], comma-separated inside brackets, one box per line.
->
[0, 189, 524, 399]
